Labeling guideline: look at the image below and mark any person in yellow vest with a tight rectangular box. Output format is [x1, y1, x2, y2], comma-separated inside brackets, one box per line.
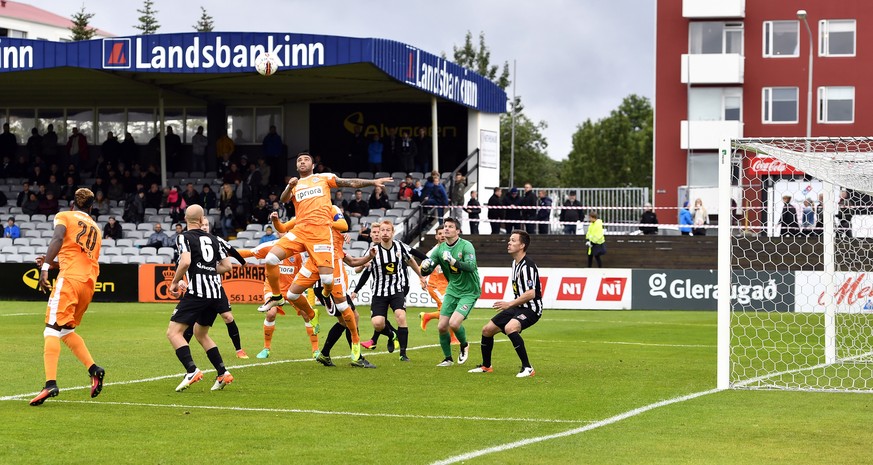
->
[585, 211, 606, 268]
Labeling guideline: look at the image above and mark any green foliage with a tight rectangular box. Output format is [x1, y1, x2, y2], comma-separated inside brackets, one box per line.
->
[68, 5, 97, 41]
[499, 111, 562, 187]
[133, 0, 160, 35]
[564, 94, 653, 188]
[451, 31, 511, 90]
[193, 6, 214, 32]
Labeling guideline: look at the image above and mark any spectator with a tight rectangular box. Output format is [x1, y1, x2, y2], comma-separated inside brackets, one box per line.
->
[168, 223, 185, 245]
[191, 126, 208, 173]
[26, 128, 42, 160]
[59, 176, 78, 202]
[503, 187, 522, 232]
[560, 192, 582, 235]
[121, 132, 138, 166]
[144, 223, 171, 249]
[165, 126, 182, 171]
[779, 195, 800, 237]
[218, 183, 238, 239]
[368, 185, 391, 213]
[244, 161, 262, 199]
[521, 183, 537, 234]
[347, 190, 369, 218]
[357, 222, 372, 243]
[42, 124, 58, 165]
[181, 183, 200, 208]
[487, 187, 504, 235]
[165, 186, 184, 222]
[200, 184, 217, 211]
[262, 125, 284, 182]
[412, 180, 424, 202]
[0, 156, 12, 178]
[216, 132, 234, 174]
[367, 134, 384, 172]
[144, 183, 162, 210]
[383, 127, 400, 169]
[423, 174, 448, 225]
[692, 198, 708, 236]
[92, 190, 111, 217]
[260, 225, 278, 243]
[103, 216, 123, 240]
[16, 181, 31, 207]
[65, 127, 89, 170]
[257, 158, 271, 191]
[123, 190, 146, 224]
[4, 217, 20, 239]
[451, 173, 466, 220]
[639, 203, 659, 235]
[0, 189, 7, 208]
[414, 127, 432, 174]
[679, 202, 693, 236]
[0, 122, 17, 162]
[43, 173, 60, 198]
[398, 130, 417, 173]
[101, 131, 121, 167]
[536, 190, 553, 234]
[397, 180, 413, 201]
[333, 190, 349, 212]
[271, 200, 286, 220]
[464, 189, 481, 235]
[837, 190, 853, 238]
[38, 192, 59, 215]
[250, 198, 271, 225]
[91, 177, 106, 196]
[223, 162, 242, 185]
[107, 177, 125, 202]
[801, 198, 815, 235]
[22, 192, 40, 215]
[585, 211, 606, 268]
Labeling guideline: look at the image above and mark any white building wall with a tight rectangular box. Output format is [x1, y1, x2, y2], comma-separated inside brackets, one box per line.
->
[0, 16, 111, 41]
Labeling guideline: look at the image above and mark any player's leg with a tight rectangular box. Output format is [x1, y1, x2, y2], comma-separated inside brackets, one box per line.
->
[167, 311, 203, 392]
[448, 296, 477, 365]
[508, 310, 539, 378]
[193, 311, 234, 390]
[435, 295, 460, 365]
[422, 284, 442, 330]
[257, 302, 279, 359]
[261, 239, 297, 310]
[392, 295, 409, 360]
[469, 315, 506, 373]
[219, 309, 246, 358]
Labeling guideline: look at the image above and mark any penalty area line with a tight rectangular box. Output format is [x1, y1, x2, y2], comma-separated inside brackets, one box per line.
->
[430, 388, 721, 465]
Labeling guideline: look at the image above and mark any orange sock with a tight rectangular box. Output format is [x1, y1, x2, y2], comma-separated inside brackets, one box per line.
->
[293, 295, 315, 321]
[341, 309, 360, 344]
[43, 336, 61, 382]
[427, 289, 443, 308]
[61, 332, 94, 368]
[264, 324, 275, 349]
[305, 325, 319, 352]
[266, 264, 281, 296]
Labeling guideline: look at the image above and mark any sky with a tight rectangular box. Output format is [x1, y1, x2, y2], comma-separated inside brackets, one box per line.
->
[27, 0, 655, 161]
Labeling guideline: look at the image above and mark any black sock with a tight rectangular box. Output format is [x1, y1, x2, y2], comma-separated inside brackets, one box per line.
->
[205, 346, 227, 375]
[379, 326, 394, 338]
[481, 335, 494, 367]
[371, 330, 381, 343]
[398, 327, 408, 355]
[322, 323, 345, 357]
[345, 295, 356, 311]
[225, 319, 242, 351]
[183, 326, 193, 344]
[344, 328, 352, 348]
[385, 320, 396, 334]
[507, 332, 530, 368]
[175, 345, 198, 373]
[45, 379, 58, 389]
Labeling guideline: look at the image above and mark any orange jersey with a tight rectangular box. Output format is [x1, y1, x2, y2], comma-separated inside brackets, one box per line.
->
[290, 173, 338, 228]
[54, 210, 101, 282]
[428, 264, 448, 293]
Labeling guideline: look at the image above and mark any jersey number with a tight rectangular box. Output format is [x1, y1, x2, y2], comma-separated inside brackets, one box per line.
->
[199, 236, 214, 262]
[75, 221, 98, 252]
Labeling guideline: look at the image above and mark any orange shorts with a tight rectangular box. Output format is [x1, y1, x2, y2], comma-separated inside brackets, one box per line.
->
[45, 277, 95, 328]
[294, 256, 348, 301]
[274, 228, 334, 269]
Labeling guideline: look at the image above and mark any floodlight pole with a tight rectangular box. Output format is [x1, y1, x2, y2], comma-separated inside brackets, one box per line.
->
[509, 59, 516, 189]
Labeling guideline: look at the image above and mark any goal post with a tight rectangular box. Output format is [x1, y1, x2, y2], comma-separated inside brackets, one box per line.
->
[719, 137, 873, 392]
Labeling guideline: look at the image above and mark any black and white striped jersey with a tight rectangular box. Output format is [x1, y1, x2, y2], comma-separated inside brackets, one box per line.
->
[366, 241, 413, 297]
[512, 255, 543, 315]
[176, 229, 227, 299]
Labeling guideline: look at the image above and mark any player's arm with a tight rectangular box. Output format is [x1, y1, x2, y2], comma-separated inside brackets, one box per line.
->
[344, 253, 373, 267]
[494, 288, 536, 311]
[442, 243, 477, 272]
[279, 177, 299, 203]
[216, 256, 233, 275]
[271, 212, 294, 233]
[350, 267, 372, 299]
[170, 250, 191, 296]
[331, 206, 348, 232]
[38, 223, 66, 293]
[405, 255, 424, 279]
[335, 177, 394, 189]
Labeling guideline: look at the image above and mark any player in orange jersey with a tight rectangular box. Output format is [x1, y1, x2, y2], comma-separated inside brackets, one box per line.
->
[30, 188, 105, 406]
[258, 152, 391, 314]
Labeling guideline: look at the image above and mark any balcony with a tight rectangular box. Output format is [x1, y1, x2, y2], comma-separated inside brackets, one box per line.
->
[683, 0, 744, 18]
[681, 54, 744, 84]
[680, 120, 743, 150]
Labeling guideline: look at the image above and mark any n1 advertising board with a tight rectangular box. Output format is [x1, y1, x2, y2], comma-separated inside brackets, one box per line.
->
[794, 271, 873, 313]
[631, 269, 794, 311]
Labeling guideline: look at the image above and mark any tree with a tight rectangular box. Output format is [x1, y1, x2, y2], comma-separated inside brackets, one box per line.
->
[134, 0, 160, 35]
[450, 31, 559, 186]
[193, 6, 214, 32]
[563, 94, 653, 189]
[69, 6, 97, 41]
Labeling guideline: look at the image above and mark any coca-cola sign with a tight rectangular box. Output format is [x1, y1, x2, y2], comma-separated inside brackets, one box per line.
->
[796, 271, 873, 313]
[746, 156, 804, 176]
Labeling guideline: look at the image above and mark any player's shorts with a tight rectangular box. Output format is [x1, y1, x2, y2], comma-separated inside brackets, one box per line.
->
[170, 295, 224, 327]
[440, 294, 477, 319]
[217, 293, 232, 314]
[295, 255, 348, 302]
[491, 307, 540, 332]
[370, 293, 406, 318]
[273, 227, 334, 269]
[45, 277, 95, 328]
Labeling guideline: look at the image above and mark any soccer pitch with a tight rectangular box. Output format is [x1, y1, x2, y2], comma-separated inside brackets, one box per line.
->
[2, 302, 870, 464]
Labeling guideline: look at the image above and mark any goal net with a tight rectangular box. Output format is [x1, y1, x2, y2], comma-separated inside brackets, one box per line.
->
[718, 137, 873, 392]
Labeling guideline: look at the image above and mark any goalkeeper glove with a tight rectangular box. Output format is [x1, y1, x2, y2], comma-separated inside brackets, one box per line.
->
[420, 258, 433, 271]
[442, 251, 457, 265]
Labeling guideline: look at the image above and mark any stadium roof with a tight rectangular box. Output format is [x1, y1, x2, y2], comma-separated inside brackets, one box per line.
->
[0, 0, 114, 37]
[0, 32, 508, 113]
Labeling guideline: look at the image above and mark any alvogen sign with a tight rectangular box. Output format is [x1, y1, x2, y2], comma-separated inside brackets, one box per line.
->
[631, 269, 794, 311]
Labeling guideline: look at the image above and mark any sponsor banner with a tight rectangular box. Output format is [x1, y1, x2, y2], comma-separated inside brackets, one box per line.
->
[795, 271, 873, 313]
[746, 156, 804, 176]
[138, 264, 267, 304]
[0, 263, 137, 302]
[632, 269, 794, 311]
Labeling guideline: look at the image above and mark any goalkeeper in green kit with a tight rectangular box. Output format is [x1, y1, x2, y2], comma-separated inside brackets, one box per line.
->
[419, 217, 480, 367]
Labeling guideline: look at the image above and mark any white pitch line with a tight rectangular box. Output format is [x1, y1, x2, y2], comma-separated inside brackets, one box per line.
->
[13, 399, 588, 424]
[430, 388, 721, 465]
[525, 339, 714, 348]
[0, 312, 42, 317]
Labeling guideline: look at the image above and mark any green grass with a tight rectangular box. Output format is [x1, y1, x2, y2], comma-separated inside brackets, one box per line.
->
[1, 302, 872, 464]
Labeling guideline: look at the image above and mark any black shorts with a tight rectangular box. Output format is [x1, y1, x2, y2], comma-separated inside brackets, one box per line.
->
[217, 293, 232, 314]
[370, 293, 406, 318]
[170, 295, 224, 327]
[491, 307, 540, 332]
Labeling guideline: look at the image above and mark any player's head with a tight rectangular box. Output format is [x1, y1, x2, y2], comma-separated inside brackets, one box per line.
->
[370, 220, 382, 237]
[184, 204, 205, 228]
[380, 221, 395, 242]
[200, 216, 210, 233]
[509, 229, 530, 253]
[72, 188, 95, 212]
[443, 217, 461, 240]
[435, 224, 445, 243]
[296, 151, 313, 174]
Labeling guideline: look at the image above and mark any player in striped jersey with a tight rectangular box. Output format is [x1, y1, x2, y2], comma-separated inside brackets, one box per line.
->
[30, 188, 105, 406]
[166, 205, 235, 392]
[469, 230, 542, 378]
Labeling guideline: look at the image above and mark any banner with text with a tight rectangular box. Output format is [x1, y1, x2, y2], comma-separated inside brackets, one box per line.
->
[631, 269, 795, 311]
[0, 263, 138, 302]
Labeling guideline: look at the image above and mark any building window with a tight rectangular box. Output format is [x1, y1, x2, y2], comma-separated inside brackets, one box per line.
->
[0, 28, 27, 38]
[689, 88, 742, 121]
[724, 95, 741, 121]
[690, 22, 743, 54]
[818, 86, 854, 123]
[227, 107, 282, 144]
[762, 87, 798, 123]
[688, 152, 718, 186]
[763, 21, 798, 57]
[819, 19, 856, 56]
